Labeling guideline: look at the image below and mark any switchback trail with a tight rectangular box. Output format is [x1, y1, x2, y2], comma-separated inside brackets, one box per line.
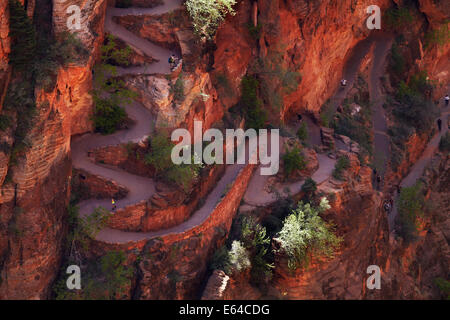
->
[244, 34, 392, 209]
[72, 2, 250, 244]
[389, 99, 450, 231]
[104, 0, 183, 75]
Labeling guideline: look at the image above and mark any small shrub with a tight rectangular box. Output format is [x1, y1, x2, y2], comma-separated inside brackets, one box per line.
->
[247, 23, 262, 40]
[282, 146, 306, 177]
[170, 73, 185, 103]
[92, 35, 137, 134]
[425, 23, 450, 48]
[385, 7, 413, 30]
[229, 240, 251, 272]
[167, 270, 183, 284]
[100, 251, 132, 299]
[216, 73, 234, 97]
[275, 198, 342, 270]
[185, 0, 236, 39]
[395, 182, 425, 243]
[301, 177, 317, 195]
[393, 78, 438, 134]
[8, 0, 37, 70]
[319, 103, 334, 128]
[434, 278, 450, 300]
[332, 103, 373, 156]
[240, 75, 267, 130]
[296, 122, 308, 142]
[239, 216, 274, 284]
[145, 131, 202, 192]
[0, 114, 11, 131]
[92, 97, 127, 135]
[210, 245, 232, 274]
[332, 156, 350, 180]
[145, 131, 174, 173]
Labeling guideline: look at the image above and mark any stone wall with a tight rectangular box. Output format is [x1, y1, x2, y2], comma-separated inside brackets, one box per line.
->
[107, 164, 226, 232]
[72, 168, 129, 201]
[92, 163, 255, 299]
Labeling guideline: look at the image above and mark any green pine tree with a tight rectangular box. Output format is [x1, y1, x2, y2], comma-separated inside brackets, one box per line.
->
[8, 0, 37, 70]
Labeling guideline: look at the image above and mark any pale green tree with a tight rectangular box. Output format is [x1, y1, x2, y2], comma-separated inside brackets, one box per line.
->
[229, 240, 251, 272]
[276, 198, 342, 270]
[185, 0, 236, 39]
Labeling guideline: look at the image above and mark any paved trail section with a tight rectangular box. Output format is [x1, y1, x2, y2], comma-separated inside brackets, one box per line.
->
[105, 0, 182, 75]
[72, 101, 156, 217]
[246, 33, 392, 209]
[329, 36, 375, 113]
[389, 99, 450, 231]
[244, 153, 335, 207]
[72, 2, 253, 244]
[369, 35, 394, 180]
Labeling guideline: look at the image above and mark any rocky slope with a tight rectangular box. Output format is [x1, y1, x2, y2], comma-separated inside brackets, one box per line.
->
[0, 0, 10, 111]
[0, 0, 448, 300]
[0, 0, 107, 299]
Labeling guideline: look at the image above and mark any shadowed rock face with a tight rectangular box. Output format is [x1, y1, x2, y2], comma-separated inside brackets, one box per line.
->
[419, 0, 450, 26]
[0, 0, 10, 112]
[0, 1, 10, 73]
[0, 0, 107, 299]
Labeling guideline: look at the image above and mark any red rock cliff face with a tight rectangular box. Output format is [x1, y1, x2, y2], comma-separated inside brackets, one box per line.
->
[382, 153, 449, 299]
[0, 0, 10, 112]
[213, 0, 392, 122]
[91, 164, 256, 300]
[52, 0, 108, 135]
[0, 0, 107, 299]
[416, 0, 450, 99]
[218, 153, 391, 300]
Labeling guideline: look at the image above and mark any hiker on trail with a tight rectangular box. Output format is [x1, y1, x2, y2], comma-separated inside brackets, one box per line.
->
[112, 198, 116, 212]
[445, 94, 449, 106]
[383, 201, 391, 213]
[396, 184, 401, 195]
[341, 79, 348, 87]
[320, 128, 324, 142]
[337, 105, 343, 113]
[376, 175, 382, 189]
[168, 54, 176, 69]
[297, 114, 303, 122]
[437, 118, 442, 131]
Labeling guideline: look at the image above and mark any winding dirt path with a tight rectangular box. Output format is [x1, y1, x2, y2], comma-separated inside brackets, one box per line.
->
[72, 2, 251, 245]
[72, 101, 156, 217]
[105, 0, 182, 76]
[389, 99, 450, 231]
[243, 152, 335, 207]
[369, 34, 394, 181]
[243, 34, 393, 209]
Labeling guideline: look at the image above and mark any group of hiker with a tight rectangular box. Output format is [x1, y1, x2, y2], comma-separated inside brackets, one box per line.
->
[168, 53, 180, 71]
[372, 168, 383, 190]
[383, 198, 394, 214]
[373, 168, 400, 215]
